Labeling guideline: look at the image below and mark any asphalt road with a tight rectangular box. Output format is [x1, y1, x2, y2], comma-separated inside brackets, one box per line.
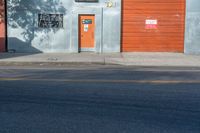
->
[0, 65, 200, 133]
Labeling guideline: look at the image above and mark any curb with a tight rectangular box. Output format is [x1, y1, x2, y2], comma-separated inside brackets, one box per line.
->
[0, 61, 108, 66]
[1, 61, 200, 69]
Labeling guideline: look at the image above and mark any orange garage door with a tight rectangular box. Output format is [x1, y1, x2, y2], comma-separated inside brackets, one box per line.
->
[122, 0, 185, 52]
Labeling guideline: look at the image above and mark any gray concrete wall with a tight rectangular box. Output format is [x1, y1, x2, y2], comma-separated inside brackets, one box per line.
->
[7, 0, 121, 53]
[185, 0, 200, 54]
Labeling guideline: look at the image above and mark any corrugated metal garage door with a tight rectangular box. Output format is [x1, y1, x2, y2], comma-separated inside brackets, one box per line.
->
[122, 0, 185, 52]
[0, 0, 5, 52]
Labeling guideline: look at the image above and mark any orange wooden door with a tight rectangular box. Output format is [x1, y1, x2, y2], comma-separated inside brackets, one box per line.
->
[79, 15, 95, 48]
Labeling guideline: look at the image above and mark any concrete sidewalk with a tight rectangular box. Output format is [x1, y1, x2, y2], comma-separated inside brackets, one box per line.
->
[0, 52, 200, 67]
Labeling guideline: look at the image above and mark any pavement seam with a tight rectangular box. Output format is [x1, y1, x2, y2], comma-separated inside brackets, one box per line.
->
[1, 78, 200, 84]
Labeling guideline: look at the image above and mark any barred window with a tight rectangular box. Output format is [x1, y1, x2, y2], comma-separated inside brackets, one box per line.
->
[38, 14, 63, 28]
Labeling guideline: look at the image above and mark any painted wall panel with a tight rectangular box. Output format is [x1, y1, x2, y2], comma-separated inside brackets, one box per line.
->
[0, 0, 5, 52]
[7, 0, 121, 53]
[122, 0, 185, 52]
[185, 0, 200, 54]
[103, 3, 121, 53]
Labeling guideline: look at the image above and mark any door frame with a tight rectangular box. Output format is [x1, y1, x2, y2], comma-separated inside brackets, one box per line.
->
[78, 14, 95, 52]
[70, 8, 103, 53]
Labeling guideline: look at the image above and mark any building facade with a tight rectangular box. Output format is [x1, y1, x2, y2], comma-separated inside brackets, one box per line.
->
[2, 0, 200, 54]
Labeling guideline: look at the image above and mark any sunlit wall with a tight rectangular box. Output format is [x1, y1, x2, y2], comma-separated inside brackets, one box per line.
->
[185, 0, 200, 54]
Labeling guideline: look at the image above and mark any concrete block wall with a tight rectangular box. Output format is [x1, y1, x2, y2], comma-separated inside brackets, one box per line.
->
[185, 0, 200, 54]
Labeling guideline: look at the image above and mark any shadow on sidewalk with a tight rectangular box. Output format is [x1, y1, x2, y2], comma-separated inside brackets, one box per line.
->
[0, 37, 42, 59]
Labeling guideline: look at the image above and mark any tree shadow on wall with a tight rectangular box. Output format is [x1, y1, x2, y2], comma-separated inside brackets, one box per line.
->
[7, 0, 67, 52]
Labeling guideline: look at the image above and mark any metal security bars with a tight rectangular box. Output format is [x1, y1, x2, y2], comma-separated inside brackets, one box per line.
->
[38, 14, 63, 28]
